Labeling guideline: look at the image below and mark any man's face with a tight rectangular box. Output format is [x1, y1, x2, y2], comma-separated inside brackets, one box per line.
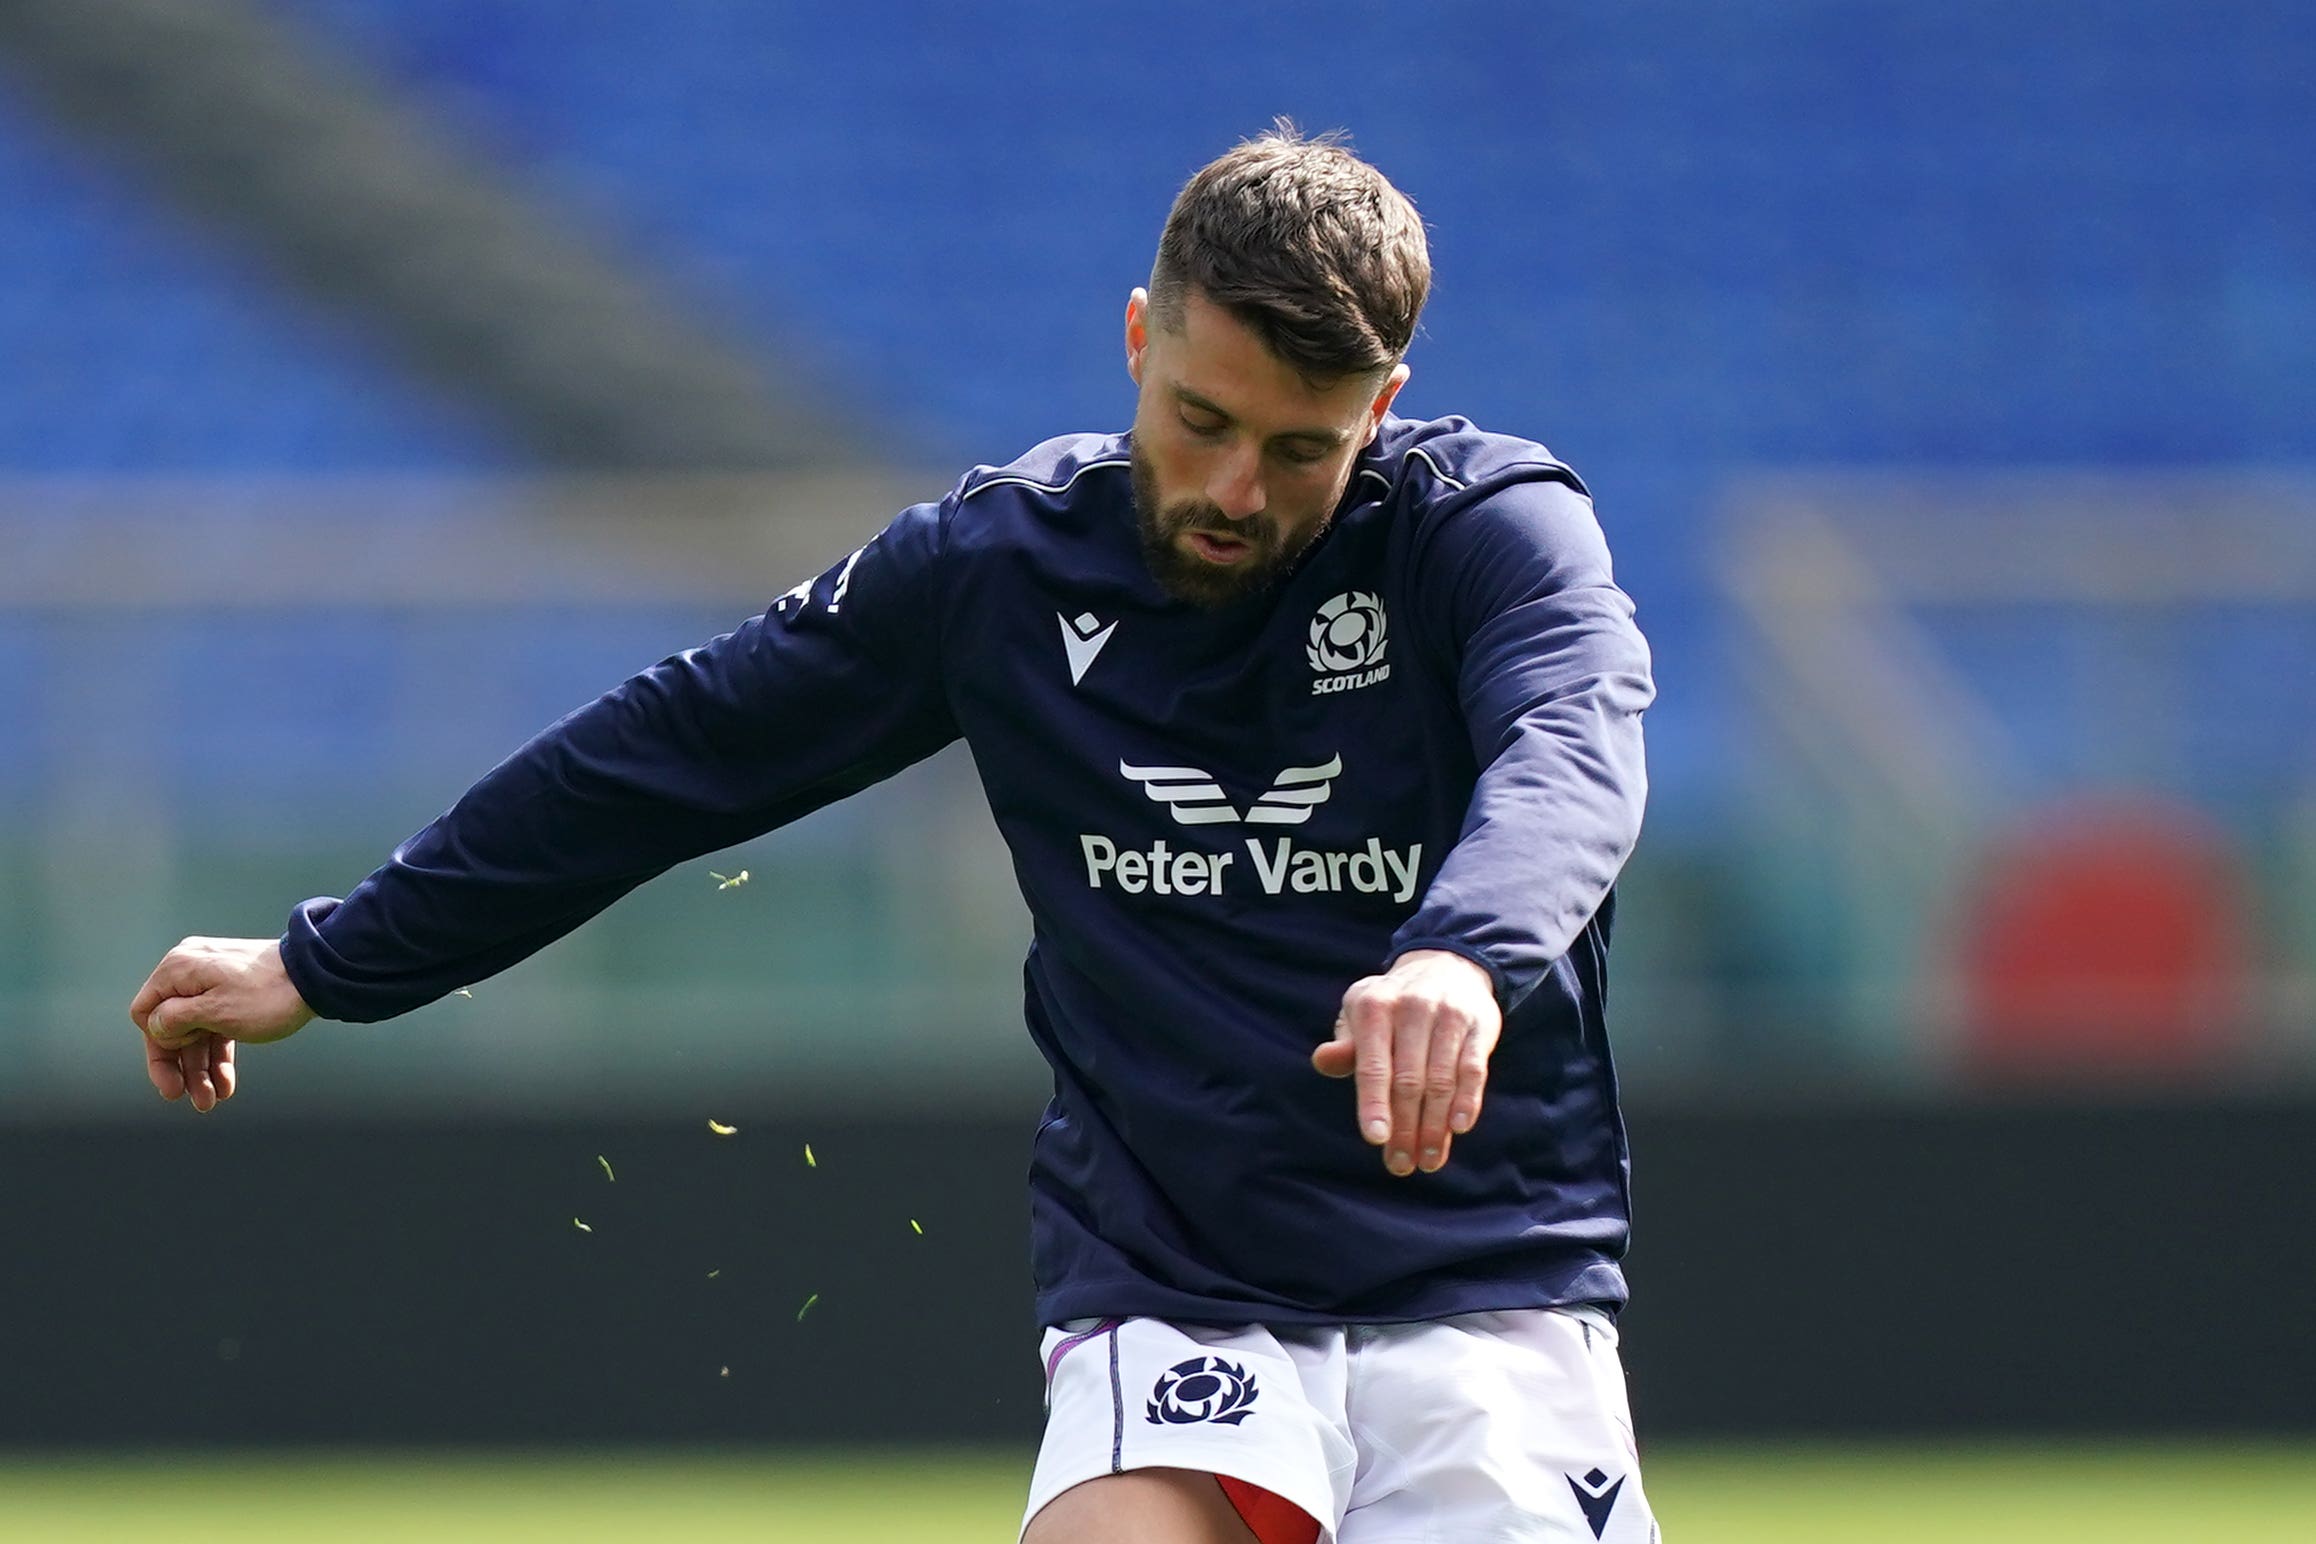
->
[1126, 287, 1407, 607]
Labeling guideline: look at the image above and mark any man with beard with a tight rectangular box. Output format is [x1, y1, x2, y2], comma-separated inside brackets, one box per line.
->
[132, 126, 1658, 1543]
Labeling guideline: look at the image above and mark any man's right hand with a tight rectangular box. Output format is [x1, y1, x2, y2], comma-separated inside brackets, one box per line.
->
[129, 937, 315, 1112]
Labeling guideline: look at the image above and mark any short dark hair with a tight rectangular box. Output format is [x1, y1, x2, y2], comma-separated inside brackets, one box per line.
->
[1148, 121, 1430, 383]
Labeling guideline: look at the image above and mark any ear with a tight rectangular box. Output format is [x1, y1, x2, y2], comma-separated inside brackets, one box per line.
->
[1125, 288, 1150, 386]
[1363, 363, 1411, 444]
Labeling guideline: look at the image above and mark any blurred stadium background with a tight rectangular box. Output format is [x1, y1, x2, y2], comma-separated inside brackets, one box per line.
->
[1, 0, 2310, 1536]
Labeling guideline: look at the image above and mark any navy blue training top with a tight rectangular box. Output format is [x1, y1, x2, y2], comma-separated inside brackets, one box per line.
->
[280, 414, 1656, 1328]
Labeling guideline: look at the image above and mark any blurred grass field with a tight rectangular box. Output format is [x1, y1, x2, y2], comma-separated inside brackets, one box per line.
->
[0, 1444, 2309, 1540]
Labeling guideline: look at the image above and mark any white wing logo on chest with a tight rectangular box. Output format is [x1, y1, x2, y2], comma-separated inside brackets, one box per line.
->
[1118, 756, 1343, 826]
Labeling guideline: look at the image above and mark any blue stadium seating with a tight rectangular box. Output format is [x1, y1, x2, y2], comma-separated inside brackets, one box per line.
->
[0, 81, 505, 471]
[265, 0, 2314, 469]
[3, 0, 2311, 821]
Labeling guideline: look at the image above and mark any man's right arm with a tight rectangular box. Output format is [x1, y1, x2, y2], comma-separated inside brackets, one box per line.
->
[131, 497, 959, 1076]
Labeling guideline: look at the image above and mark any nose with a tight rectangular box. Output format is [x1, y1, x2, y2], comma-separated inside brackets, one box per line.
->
[1204, 444, 1266, 522]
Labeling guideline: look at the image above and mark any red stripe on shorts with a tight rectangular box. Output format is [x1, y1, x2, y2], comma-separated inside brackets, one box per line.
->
[1217, 1475, 1319, 1544]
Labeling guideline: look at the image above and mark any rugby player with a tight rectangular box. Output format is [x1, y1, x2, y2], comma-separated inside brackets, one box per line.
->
[132, 125, 1658, 1542]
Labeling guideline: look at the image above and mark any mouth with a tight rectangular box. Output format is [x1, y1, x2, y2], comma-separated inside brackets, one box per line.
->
[1183, 529, 1253, 565]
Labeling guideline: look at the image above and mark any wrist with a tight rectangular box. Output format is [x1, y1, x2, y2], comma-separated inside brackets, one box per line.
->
[1384, 941, 1502, 1000]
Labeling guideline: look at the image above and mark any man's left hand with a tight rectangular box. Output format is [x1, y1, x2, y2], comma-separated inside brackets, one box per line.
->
[1312, 949, 1501, 1176]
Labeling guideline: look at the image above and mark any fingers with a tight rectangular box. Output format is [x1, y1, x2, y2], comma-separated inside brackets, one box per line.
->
[129, 946, 205, 1037]
[1387, 995, 1430, 1176]
[146, 991, 221, 1050]
[144, 1031, 234, 1111]
[146, 1032, 187, 1102]
[1310, 1024, 1356, 1080]
[1451, 1020, 1491, 1140]
[1347, 994, 1393, 1151]
[133, 939, 219, 1048]
[181, 1035, 217, 1113]
[136, 959, 223, 1110]
[1324, 951, 1501, 1178]
[134, 938, 273, 1114]
[1411, 997, 1470, 1175]
[134, 936, 313, 1054]
[1329, 978, 1437, 1174]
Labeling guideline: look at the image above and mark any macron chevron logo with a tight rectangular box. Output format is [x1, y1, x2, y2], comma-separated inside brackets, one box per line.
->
[1566, 1467, 1626, 1539]
[1059, 611, 1117, 685]
[1119, 756, 1342, 826]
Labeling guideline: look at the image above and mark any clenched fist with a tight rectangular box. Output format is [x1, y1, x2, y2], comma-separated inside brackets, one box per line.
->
[128, 937, 315, 1112]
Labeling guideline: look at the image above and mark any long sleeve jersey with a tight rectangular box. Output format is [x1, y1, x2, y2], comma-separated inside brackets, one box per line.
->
[280, 414, 1655, 1327]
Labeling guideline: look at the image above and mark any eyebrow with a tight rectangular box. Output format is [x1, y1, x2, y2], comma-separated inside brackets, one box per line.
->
[1172, 386, 1350, 451]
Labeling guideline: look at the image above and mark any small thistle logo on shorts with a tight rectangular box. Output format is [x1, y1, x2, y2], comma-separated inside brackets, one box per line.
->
[1145, 1356, 1259, 1426]
[1308, 591, 1390, 695]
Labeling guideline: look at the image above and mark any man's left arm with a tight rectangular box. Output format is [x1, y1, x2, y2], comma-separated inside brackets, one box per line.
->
[1313, 471, 1654, 1174]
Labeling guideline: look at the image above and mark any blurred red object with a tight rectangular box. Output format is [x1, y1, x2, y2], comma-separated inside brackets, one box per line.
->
[1956, 799, 2252, 1079]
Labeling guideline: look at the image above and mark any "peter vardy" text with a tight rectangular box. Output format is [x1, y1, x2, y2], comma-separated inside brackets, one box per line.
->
[1079, 835, 1423, 903]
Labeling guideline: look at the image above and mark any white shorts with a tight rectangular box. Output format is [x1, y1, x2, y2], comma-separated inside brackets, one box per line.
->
[1024, 1308, 1659, 1544]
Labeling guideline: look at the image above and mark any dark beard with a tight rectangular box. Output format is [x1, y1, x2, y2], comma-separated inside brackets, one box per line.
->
[1130, 442, 1308, 609]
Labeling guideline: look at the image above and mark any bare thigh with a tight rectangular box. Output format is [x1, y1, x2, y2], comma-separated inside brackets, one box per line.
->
[1023, 1468, 1262, 1544]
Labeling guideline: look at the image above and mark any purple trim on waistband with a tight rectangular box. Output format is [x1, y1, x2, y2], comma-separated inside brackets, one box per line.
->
[1045, 1317, 1125, 1385]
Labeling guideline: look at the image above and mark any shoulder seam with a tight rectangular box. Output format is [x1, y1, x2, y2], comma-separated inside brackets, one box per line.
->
[1398, 444, 1580, 496]
[1404, 445, 1469, 492]
[959, 457, 1131, 503]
